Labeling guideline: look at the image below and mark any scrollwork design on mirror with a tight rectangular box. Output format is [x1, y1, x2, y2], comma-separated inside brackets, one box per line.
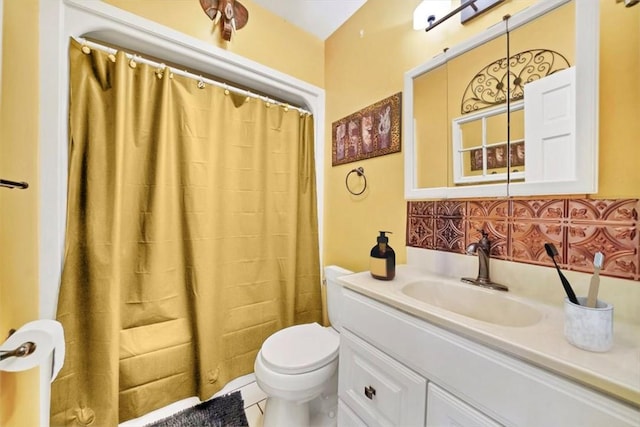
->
[461, 49, 570, 114]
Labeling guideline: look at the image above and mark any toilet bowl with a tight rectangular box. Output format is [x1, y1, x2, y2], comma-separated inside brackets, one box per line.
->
[254, 265, 352, 427]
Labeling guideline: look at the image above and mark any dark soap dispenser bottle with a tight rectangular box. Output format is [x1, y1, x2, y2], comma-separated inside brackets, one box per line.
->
[370, 231, 395, 280]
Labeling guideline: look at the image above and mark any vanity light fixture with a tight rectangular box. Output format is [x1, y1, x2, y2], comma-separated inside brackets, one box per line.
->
[413, 0, 450, 31]
[413, 0, 504, 32]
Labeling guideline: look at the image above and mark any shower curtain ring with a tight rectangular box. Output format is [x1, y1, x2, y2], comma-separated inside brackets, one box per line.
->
[197, 77, 205, 89]
[155, 64, 166, 79]
[345, 167, 367, 196]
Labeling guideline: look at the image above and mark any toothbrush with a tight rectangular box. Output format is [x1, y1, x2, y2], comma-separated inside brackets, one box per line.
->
[544, 243, 580, 305]
[586, 252, 604, 308]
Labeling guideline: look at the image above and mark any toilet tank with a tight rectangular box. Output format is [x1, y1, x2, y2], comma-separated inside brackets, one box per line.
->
[324, 265, 353, 331]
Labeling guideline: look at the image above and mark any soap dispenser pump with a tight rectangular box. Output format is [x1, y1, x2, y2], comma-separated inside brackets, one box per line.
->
[370, 231, 395, 280]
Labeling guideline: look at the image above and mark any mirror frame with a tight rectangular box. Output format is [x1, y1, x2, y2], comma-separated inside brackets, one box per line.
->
[404, 0, 599, 199]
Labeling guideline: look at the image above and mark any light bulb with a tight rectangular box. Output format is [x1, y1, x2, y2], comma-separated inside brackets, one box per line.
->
[413, 0, 452, 30]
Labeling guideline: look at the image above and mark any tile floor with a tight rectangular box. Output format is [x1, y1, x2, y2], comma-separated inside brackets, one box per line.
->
[213, 373, 266, 427]
[120, 373, 267, 426]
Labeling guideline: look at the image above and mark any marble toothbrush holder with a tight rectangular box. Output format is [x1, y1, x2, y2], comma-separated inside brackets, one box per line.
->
[564, 297, 613, 352]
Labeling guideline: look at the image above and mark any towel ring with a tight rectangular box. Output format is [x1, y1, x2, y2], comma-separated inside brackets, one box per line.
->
[346, 167, 367, 196]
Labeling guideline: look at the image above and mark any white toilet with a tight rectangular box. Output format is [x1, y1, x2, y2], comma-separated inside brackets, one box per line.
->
[254, 265, 352, 427]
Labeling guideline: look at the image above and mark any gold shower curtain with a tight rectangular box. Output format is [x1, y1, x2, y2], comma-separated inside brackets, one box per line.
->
[51, 39, 322, 426]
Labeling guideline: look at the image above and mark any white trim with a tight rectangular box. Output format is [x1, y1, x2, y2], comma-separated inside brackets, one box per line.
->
[38, 1, 325, 425]
[404, 0, 598, 199]
[451, 101, 525, 185]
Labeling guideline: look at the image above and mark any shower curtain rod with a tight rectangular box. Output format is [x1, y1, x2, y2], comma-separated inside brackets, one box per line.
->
[74, 37, 312, 115]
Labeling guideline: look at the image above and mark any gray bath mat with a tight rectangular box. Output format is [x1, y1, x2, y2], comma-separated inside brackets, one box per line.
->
[144, 391, 249, 427]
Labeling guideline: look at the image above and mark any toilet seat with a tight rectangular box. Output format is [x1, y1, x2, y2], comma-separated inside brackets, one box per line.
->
[260, 323, 339, 375]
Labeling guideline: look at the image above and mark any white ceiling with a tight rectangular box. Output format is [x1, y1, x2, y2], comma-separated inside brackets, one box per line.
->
[250, 0, 368, 40]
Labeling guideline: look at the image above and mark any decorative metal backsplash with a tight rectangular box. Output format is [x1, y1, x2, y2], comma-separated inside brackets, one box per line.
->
[461, 49, 571, 114]
[407, 198, 640, 281]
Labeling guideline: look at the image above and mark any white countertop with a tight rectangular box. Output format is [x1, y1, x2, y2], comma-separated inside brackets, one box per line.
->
[338, 265, 640, 408]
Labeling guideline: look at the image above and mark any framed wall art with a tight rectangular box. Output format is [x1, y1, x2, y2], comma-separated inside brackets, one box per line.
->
[332, 92, 401, 166]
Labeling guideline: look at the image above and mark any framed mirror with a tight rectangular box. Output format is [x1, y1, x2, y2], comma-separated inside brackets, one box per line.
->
[404, 0, 599, 199]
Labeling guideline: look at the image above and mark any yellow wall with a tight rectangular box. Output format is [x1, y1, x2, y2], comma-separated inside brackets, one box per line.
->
[599, 1, 640, 197]
[102, 0, 325, 88]
[414, 63, 449, 188]
[0, 1, 41, 426]
[324, 0, 534, 271]
[323, 0, 640, 272]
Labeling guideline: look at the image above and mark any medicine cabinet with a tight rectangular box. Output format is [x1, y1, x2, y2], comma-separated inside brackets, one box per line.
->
[404, 0, 599, 199]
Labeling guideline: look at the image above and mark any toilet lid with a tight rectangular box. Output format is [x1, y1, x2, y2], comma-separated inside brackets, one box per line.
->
[261, 323, 339, 375]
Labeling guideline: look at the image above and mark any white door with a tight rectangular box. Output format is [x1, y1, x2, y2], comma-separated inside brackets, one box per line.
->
[524, 66, 577, 184]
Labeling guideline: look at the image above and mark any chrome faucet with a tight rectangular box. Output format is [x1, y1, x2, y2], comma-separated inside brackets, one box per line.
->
[461, 230, 508, 292]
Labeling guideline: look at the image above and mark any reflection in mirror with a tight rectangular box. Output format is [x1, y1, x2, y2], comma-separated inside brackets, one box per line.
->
[413, 61, 449, 189]
[410, 29, 509, 196]
[509, 1, 579, 194]
[452, 103, 523, 185]
[509, 108, 525, 175]
[405, 0, 599, 199]
[448, 30, 508, 188]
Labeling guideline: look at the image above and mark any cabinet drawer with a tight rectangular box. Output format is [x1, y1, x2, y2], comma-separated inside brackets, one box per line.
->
[339, 329, 427, 427]
[427, 383, 501, 427]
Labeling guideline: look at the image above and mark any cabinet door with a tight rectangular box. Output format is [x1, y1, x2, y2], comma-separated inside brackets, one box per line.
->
[338, 399, 368, 427]
[509, 65, 597, 196]
[339, 329, 427, 427]
[427, 383, 501, 427]
[524, 66, 576, 183]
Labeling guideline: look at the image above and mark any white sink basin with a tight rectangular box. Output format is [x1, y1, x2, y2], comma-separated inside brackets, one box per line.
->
[400, 280, 542, 327]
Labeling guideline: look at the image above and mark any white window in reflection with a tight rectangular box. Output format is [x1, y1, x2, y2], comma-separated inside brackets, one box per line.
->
[452, 102, 525, 185]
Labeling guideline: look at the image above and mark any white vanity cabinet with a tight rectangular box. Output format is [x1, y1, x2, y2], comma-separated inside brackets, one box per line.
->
[426, 383, 500, 427]
[337, 287, 640, 427]
[338, 328, 426, 427]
